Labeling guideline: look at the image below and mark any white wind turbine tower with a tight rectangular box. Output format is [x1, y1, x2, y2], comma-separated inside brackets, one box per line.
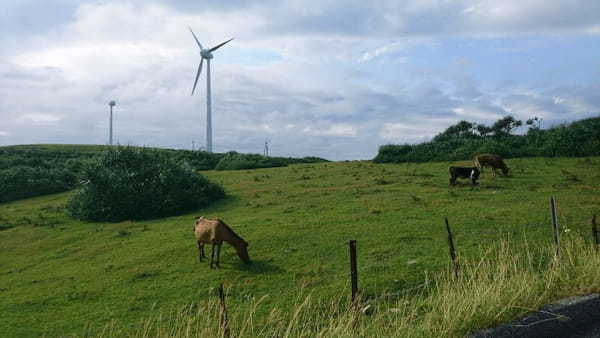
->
[189, 27, 233, 153]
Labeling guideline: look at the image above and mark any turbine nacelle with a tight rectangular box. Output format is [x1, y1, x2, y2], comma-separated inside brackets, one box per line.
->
[189, 27, 233, 96]
[200, 50, 214, 59]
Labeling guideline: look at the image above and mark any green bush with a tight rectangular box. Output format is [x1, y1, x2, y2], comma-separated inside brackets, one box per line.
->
[215, 152, 289, 171]
[0, 166, 77, 203]
[67, 147, 225, 221]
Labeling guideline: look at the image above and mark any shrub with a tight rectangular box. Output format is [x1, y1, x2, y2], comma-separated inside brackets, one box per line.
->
[215, 152, 288, 170]
[67, 147, 225, 221]
[0, 166, 77, 203]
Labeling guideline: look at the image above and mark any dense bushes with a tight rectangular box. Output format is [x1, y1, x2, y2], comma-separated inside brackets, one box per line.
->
[0, 145, 326, 204]
[215, 152, 287, 170]
[0, 147, 96, 203]
[163, 149, 225, 171]
[374, 116, 600, 163]
[214, 151, 327, 171]
[67, 147, 225, 221]
[0, 166, 77, 203]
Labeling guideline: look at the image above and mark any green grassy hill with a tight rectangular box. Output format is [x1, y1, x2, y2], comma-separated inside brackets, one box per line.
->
[1, 157, 599, 336]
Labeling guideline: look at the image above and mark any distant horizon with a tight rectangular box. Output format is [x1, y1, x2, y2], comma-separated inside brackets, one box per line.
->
[4, 113, 598, 162]
[2, 1, 599, 160]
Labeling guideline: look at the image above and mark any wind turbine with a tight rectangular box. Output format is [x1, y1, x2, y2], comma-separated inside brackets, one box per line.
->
[109, 100, 116, 145]
[189, 27, 233, 153]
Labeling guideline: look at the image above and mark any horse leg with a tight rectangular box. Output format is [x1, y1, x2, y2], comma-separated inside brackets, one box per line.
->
[210, 243, 216, 269]
[216, 243, 222, 268]
[197, 241, 204, 262]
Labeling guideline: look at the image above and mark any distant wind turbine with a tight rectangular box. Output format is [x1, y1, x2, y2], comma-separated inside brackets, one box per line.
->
[189, 27, 233, 153]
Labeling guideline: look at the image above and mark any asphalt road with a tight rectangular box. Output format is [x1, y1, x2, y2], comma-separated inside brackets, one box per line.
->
[470, 294, 600, 338]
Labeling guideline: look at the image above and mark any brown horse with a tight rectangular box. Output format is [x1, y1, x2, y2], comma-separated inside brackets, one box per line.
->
[473, 153, 510, 177]
[193, 216, 250, 269]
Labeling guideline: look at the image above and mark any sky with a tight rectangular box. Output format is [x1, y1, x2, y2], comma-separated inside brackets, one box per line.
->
[1, 1, 599, 160]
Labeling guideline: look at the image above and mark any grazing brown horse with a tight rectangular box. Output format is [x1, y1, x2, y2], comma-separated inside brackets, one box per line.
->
[193, 217, 250, 269]
[473, 153, 510, 177]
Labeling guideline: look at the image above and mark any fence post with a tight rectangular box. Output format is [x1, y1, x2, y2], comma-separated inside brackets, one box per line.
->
[445, 218, 459, 279]
[219, 283, 230, 338]
[349, 240, 358, 306]
[593, 215, 599, 251]
[550, 197, 560, 258]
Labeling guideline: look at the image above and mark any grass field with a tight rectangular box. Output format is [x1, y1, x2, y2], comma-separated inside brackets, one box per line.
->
[1, 157, 599, 336]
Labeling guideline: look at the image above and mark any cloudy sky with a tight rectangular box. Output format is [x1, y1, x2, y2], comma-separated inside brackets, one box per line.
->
[1, 1, 599, 160]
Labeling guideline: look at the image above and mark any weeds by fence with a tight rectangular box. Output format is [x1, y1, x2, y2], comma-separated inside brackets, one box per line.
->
[445, 218, 459, 279]
[219, 283, 230, 338]
[550, 196, 561, 258]
[593, 215, 599, 251]
[91, 233, 600, 338]
[22, 192, 592, 337]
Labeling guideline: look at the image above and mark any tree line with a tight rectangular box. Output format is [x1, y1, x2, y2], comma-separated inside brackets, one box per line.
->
[374, 116, 600, 163]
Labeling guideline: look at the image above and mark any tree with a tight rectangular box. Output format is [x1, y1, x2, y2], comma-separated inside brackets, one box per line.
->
[526, 116, 542, 130]
[492, 116, 523, 135]
[476, 124, 493, 137]
[433, 120, 477, 142]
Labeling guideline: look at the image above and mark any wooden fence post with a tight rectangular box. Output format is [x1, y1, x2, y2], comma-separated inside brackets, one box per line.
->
[349, 240, 358, 306]
[445, 218, 459, 279]
[219, 283, 230, 338]
[550, 197, 560, 258]
[592, 215, 599, 251]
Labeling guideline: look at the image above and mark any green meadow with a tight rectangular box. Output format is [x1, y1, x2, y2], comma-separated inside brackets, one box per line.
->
[1, 157, 599, 336]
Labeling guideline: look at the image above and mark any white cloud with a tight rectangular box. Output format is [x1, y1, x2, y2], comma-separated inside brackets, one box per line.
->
[587, 25, 600, 35]
[452, 106, 503, 120]
[301, 123, 358, 137]
[1, 0, 599, 159]
[19, 113, 64, 124]
[380, 122, 441, 142]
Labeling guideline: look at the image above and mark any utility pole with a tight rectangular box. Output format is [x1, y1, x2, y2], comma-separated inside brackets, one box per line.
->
[264, 140, 269, 157]
[109, 101, 116, 145]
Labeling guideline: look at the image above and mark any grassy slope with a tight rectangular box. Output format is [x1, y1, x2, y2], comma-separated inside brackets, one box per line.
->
[1, 157, 599, 336]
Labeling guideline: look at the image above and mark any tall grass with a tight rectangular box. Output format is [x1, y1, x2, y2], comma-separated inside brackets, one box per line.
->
[90, 235, 600, 337]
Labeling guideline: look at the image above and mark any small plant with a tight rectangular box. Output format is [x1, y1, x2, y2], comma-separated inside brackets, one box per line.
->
[374, 178, 392, 185]
[131, 270, 159, 281]
[116, 230, 131, 237]
[561, 169, 581, 182]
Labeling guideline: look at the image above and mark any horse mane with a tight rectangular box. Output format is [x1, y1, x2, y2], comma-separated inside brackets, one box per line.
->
[217, 219, 245, 242]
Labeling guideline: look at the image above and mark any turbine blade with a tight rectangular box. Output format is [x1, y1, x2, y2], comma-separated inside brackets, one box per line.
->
[208, 38, 234, 52]
[191, 58, 204, 95]
[189, 27, 203, 50]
